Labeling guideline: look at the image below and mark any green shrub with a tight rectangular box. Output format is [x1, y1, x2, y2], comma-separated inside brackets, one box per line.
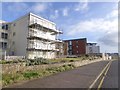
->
[69, 60, 74, 62]
[26, 58, 49, 66]
[23, 72, 39, 79]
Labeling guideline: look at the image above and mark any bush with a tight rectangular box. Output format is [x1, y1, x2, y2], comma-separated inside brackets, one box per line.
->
[69, 60, 74, 62]
[26, 58, 49, 66]
[60, 60, 66, 63]
[23, 72, 39, 79]
[2, 73, 21, 86]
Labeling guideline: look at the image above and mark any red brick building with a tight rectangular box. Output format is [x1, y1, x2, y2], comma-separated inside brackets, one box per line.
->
[63, 38, 87, 56]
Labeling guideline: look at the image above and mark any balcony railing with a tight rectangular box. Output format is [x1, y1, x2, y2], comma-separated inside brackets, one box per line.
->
[29, 23, 59, 33]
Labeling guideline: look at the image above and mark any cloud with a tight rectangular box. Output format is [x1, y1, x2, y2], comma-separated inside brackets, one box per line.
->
[98, 31, 118, 46]
[74, 1, 89, 12]
[50, 10, 59, 19]
[67, 18, 117, 35]
[62, 7, 69, 16]
[67, 7, 118, 48]
[106, 9, 118, 19]
[31, 3, 48, 13]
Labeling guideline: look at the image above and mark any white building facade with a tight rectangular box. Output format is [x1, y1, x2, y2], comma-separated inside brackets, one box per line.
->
[1, 13, 63, 59]
[0, 20, 9, 59]
[86, 43, 100, 54]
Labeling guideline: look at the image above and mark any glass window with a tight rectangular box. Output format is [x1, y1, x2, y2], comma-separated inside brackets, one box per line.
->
[1, 42, 7, 49]
[76, 45, 78, 48]
[4, 42, 7, 49]
[69, 51, 72, 55]
[69, 41, 72, 45]
[2, 25, 5, 29]
[1, 33, 4, 38]
[69, 46, 72, 50]
[5, 33, 8, 39]
[1, 42, 4, 48]
[76, 41, 78, 43]
[6, 25, 8, 30]
[77, 51, 78, 54]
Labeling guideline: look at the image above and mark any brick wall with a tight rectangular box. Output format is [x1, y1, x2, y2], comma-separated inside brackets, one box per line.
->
[64, 38, 87, 56]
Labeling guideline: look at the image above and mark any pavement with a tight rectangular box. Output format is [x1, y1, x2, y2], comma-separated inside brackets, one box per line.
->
[3, 60, 119, 89]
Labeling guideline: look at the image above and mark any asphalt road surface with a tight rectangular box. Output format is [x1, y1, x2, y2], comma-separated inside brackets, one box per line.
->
[101, 60, 118, 88]
[4, 60, 119, 89]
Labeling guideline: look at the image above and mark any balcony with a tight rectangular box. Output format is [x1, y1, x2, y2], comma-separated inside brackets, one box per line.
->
[51, 30, 63, 35]
[27, 47, 59, 52]
[27, 43, 59, 51]
[29, 23, 59, 33]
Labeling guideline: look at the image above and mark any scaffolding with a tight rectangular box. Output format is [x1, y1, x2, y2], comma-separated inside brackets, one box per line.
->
[27, 19, 63, 59]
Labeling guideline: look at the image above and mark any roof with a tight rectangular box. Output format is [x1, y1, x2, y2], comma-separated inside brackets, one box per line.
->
[87, 43, 97, 45]
[63, 38, 87, 41]
[11, 12, 56, 25]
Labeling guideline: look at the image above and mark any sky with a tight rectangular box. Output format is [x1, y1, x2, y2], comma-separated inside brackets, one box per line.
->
[1, 1, 118, 53]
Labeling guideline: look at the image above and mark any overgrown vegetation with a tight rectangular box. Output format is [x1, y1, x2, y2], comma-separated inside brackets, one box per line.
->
[0, 55, 101, 65]
[25, 58, 49, 66]
[2, 64, 75, 87]
[0, 59, 25, 64]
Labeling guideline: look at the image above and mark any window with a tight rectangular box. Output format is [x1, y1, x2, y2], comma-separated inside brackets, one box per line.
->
[1, 33, 4, 38]
[69, 46, 72, 50]
[1, 33, 8, 39]
[77, 51, 78, 54]
[5, 33, 8, 39]
[69, 51, 72, 55]
[76, 41, 78, 44]
[76, 45, 78, 48]
[1, 42, 7, 49]
[89, 47, 93, 53]
[2, 25, 5, 29]
[69, 41, 72, 45]
[13, 32, 16, 36]
[6, 25, 8, 30]
[1, 42, 4, 48]
[4, 42, 7, 49]
[13, 23, 16, 26]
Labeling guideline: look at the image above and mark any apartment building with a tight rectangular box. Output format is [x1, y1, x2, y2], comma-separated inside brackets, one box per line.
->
[0, 20, 9, 59]
[63, 38, 87, 56]
[86, 43, 100, 54]
[1, 13, 63, 59]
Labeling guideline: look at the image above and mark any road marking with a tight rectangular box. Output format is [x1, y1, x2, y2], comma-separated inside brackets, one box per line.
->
[97, 61, 112, 90]
[88, 61, 111, 89]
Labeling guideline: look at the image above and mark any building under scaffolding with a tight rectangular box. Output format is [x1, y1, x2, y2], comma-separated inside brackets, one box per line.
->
[2, 13, 63, 59]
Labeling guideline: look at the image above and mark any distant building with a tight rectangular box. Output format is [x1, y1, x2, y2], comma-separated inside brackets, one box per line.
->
[107, 53, 119, 59]
[63, 38, 87, 56]
[86, 43, 100, 55]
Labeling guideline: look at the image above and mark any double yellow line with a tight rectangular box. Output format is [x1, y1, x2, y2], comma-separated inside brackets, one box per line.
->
[97, 61, 112, 90]
[88, 60, 112, 89]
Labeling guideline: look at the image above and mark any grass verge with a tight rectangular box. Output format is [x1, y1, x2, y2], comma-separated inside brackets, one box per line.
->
[2, 64, 75, 87]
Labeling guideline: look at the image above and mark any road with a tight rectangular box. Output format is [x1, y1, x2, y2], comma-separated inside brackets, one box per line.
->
[101, 60, 118, 88]
[3, 60, 119, 89]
